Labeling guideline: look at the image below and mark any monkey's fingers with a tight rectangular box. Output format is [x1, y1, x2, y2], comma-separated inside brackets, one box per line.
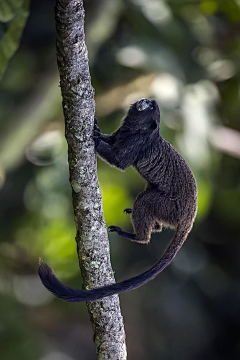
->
[94, 124, 101, 134]
[94, 117, 101, 131]
[94, 121, 100, 128]
[92, 135, 100, 148]
[94, 128, 101, 136]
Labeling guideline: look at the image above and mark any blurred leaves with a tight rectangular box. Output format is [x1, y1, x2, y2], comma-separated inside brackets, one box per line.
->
[0, 0, 25, 22]
[0, 0, 30, 80]
[196, 177, 213, 220]
[0, 298, 40, 360]
[101, 182, 129, 226]
[214, 187, 240, 227]
[200, 1, 218, 15]
[0, 73, 61, 172]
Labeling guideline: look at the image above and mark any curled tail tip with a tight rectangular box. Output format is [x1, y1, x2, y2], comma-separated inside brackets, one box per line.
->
[38, 260, 63, 298]
[38, 259, 54, 279]
[38, 257, 44, 267]
[38, 260, 84, 302]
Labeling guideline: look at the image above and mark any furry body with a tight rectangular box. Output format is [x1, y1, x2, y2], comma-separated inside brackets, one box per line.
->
[39, 99, 198, 302]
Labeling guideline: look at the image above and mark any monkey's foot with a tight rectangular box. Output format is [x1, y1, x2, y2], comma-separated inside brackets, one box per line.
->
[108, 226, 136, 241]
[108, 226, 121, 234]
[123, 208, 132, 214]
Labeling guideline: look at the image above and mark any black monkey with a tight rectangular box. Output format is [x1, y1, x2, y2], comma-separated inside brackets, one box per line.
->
[39, 99, 198, 302]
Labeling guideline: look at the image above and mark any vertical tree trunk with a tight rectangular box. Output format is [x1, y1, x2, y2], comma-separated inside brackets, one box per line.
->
[55, 0, 127, 358]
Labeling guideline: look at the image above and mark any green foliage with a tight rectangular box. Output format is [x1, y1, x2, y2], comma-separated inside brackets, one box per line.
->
[196, 177, 213, 220]
[0, 298, 40, 360]
[200, 1, 218, 15]
[214, 187, 240, 227]
[0, 0, 30, 80]
[0, 0, 25, 22]
[101, 183, 129, 225]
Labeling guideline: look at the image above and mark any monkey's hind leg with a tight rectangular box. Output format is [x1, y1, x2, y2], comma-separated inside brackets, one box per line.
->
[108, 207, 154, 244]
[108, 221, 153, 243]
[108, 208, 134, 239]
[131, 190, 161, 242]
[108, 226, 136, 241]
[131, 210, 154, 243]
[109, 191, 156, 244]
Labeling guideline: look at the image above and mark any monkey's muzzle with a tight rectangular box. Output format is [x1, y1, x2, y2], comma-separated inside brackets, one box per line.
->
[136, 98, 154, 111]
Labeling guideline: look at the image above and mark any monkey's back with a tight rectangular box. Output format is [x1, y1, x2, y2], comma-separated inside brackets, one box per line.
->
[135, 137, 197, 200]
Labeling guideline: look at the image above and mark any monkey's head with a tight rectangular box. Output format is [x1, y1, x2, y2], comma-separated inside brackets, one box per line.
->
[126, 99, 160, 134]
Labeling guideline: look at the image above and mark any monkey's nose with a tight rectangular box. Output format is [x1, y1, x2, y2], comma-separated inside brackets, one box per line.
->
[136, 98, 151, 111]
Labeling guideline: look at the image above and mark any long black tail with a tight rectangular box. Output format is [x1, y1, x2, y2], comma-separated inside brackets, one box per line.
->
[38, 226, 188, 302]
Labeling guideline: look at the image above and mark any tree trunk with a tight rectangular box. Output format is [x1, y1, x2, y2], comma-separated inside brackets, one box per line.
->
[55, 0, 127, 358]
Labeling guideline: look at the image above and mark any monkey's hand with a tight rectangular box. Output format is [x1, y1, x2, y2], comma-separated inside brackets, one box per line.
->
[92, 134, 101, 149]
[94, 119, 117, 147]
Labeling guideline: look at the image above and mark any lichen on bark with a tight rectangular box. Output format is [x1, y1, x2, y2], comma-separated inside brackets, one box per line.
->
[55, 0, 127, 358]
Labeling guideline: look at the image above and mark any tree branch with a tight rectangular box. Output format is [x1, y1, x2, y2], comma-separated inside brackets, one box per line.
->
[55, 0, 127, 358]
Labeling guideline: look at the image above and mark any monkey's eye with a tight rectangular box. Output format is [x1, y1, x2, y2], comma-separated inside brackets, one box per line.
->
[136, 98, 153, 111]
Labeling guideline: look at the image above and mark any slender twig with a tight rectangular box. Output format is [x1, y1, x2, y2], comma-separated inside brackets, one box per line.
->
[55, 0, 127, 358]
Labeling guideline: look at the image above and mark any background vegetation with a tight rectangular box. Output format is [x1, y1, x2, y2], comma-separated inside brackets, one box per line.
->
[0, 0, 240, 359]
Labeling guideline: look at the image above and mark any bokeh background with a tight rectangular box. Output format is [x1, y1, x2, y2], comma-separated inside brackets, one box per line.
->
[0, 0, 240, 359]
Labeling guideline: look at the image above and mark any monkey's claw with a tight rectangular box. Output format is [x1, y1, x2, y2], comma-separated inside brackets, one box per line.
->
[124, 208, 132, 214]
[94, 125, 101, 134]
[108, 226, 121, 233]
[94, 128, 101, 136]
[92, 135, 100, 148]
[94, 118, 101, 133]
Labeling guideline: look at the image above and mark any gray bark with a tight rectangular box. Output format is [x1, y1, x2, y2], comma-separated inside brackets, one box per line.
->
[55, 0, 127, 358]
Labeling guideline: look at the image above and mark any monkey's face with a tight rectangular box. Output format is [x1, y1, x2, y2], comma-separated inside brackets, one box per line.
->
[127, 98, 160, 133]
[135, 98, 154, 111]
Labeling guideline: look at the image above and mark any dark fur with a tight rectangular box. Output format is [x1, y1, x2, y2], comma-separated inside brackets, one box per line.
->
[39, 99, 198, 302]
